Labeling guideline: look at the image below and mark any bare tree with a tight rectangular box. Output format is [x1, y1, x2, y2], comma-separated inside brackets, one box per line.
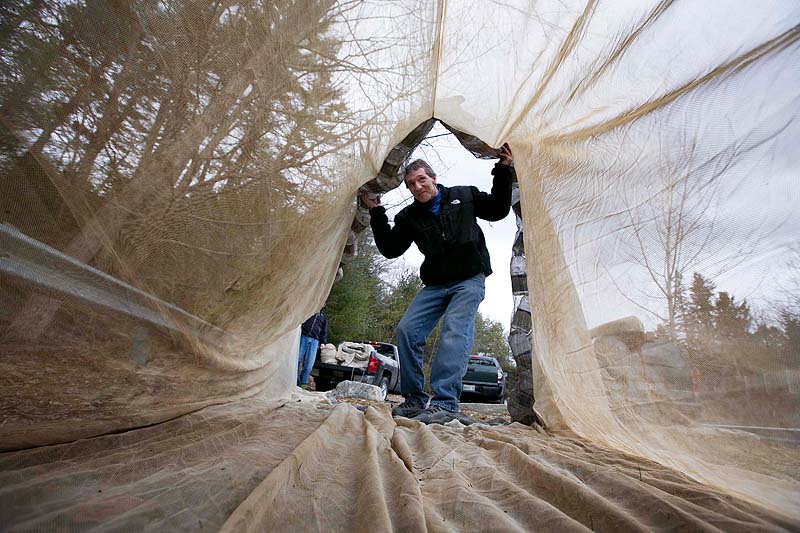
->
[614, 132, 771, 341]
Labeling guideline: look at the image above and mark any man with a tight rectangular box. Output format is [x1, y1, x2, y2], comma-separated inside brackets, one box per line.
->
[360, 144, 513, 421]
[297, 308, 327, 388]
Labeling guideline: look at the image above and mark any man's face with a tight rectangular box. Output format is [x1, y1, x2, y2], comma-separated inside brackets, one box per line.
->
[405, 167, 438, 203]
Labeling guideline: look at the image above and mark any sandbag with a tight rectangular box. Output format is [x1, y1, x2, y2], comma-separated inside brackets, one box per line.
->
[320, 343, 338, 364]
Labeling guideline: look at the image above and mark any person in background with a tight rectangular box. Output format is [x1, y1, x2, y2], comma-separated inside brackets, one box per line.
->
[360, 144, 513, 422]
[297, 307, 327, 389]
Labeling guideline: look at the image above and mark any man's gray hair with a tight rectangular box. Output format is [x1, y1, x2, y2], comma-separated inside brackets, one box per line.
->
[403, 159, 436, 180]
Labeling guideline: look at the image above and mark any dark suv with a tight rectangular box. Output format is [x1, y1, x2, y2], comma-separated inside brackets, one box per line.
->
[460, 355, 506, 403]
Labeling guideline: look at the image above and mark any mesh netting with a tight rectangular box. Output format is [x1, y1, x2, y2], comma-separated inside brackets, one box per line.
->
[1, 0, 798, 527]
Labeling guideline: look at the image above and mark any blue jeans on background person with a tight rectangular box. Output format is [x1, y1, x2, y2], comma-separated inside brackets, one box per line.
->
[297, 335, 320, 386]
[396, 273, 485, 412]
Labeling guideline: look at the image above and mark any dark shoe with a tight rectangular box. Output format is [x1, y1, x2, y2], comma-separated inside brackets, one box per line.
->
[412, 404, 455, 425]
[414, 405, 480, 426]
[391, 398, 426, 418]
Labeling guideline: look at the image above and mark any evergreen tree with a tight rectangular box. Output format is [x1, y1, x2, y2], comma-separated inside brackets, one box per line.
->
[778, 309, 800, 365]
[673, 271, 688, 343]
[713, 292, 752, 340]
[376, 269, 422, 343]
[325, 232, 387, 344]
[775, 247, 800, 365]
[685, 272, 715, 353]
[660, 267, 797, 380]
[752, 322, 783, 348]
[473, 313, 513, 369]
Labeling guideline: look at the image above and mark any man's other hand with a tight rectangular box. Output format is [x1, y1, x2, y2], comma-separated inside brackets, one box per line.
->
[360, 191, 381, 210]
[498, 143, 513, 165]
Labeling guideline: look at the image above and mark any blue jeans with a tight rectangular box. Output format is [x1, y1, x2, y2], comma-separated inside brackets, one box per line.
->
[396, 273, 485, 412]
[297, 335, 319, 385]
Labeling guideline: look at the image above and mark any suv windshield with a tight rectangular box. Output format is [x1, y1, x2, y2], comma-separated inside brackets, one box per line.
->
[468, 358, 496, 367]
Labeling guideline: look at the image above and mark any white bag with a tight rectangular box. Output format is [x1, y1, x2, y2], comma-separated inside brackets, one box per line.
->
[336, 342, 374, 367]
[320, 343, 338, 364]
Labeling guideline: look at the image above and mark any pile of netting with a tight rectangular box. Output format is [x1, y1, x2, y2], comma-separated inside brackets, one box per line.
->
[1, 0, 798, 529]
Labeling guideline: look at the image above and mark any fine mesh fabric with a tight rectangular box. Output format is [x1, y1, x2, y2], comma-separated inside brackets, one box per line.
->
[1, 0, 799, 528]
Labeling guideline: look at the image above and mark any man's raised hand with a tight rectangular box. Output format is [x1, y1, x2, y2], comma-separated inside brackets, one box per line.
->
[498, 143, 513, 166]
[360, 191, 381, 210]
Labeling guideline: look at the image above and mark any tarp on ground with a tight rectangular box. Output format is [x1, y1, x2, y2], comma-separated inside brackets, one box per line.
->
[2, 393, 798, 531]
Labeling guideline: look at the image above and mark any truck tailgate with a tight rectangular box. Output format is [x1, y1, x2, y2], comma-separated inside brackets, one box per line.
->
[312, 362, 366, 381]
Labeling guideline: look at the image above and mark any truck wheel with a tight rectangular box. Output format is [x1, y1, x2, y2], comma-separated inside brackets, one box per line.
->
[378, 377, 389, 401]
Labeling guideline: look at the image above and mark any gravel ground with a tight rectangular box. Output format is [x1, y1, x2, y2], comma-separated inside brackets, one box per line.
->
[307, 380, 513, 424]
[347, 392, 513, 425]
